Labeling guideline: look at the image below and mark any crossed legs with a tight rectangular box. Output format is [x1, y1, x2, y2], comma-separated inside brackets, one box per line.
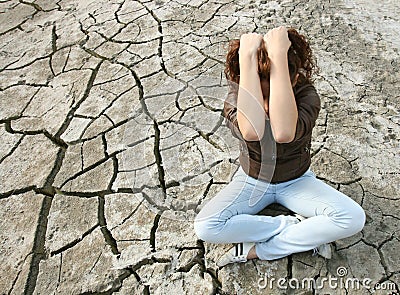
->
[194, 167, 365, 261]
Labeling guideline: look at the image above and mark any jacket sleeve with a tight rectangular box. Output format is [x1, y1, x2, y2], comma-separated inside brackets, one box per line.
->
[222, 82, 244, 140]
[292, 84, 321, 142]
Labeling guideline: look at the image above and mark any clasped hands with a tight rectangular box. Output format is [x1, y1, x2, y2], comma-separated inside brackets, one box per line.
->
[238, 26, 291, 64]
[238, 26, 292, 115]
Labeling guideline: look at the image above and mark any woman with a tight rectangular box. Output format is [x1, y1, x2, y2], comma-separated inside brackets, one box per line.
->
[193, 27, 366, 267]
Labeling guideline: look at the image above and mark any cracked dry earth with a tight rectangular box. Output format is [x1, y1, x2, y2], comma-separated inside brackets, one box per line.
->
[0, 0, 399, 294]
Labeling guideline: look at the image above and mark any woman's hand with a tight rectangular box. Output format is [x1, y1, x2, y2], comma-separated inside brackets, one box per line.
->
[236, 33, 265, 141]
[238, 33, 263, 63]
[263, 26, 291, 59]
[264, 26, 298, 143]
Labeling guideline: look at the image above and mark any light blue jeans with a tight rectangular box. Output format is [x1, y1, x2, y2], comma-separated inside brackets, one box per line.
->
[194, 167, 366, 260]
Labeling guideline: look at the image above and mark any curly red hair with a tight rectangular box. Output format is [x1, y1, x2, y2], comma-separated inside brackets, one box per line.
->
[224, 28, 318, 86]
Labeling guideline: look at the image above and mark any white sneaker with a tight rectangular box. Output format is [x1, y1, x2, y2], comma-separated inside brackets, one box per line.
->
[294, 213, 332, 259]
[313, 243, 332, 259]
[216, 242, 255, 267]
[294, 213, 306, 222]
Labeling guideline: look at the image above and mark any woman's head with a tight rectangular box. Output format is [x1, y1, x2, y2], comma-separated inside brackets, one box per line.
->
[224, 28, 317, 86]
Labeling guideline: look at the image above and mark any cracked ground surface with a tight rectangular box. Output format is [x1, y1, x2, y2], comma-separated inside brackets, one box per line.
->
[0, 0, 399, 294]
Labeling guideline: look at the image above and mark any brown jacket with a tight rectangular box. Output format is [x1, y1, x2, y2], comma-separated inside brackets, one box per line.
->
[223, 81, 321, 183]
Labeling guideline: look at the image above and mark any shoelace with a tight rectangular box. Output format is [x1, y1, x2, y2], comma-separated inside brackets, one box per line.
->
[312, 247, 319, 256]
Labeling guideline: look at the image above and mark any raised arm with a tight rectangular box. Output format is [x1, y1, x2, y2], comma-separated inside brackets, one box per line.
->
[264, 26, 298, 143]
[236, 33, 266, 141]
